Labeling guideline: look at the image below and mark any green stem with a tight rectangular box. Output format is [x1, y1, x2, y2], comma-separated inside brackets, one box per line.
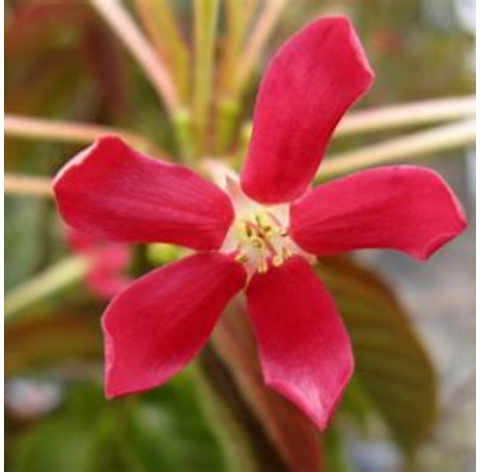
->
[235, 0, 286, 95]
[215, 97, 242, 153]
[192, 366, 260, 472]
[172, 109, 195, 163]
[320, 119, 476, 180]
[218, 0, 245, 95]
[4, 174, 52, 198]
[134, 0, 191, 103]
[4, 114, 164, 155]
[322, 425, 353, 472]
[5, 255, 91, 321]
[335, 96, 475, 138]
[214, 0, 247, 153]
[91, 0, 181, 117]
[237, 121, 253, 161]
[193, 0, 220, 155]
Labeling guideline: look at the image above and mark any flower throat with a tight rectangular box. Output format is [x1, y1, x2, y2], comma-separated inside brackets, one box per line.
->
[234, 211, 293, 273]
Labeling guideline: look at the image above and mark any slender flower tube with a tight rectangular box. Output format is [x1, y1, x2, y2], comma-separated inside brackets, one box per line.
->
[53, 17, 466, 430]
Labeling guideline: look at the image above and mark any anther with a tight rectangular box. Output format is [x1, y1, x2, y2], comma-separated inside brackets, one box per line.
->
[257, 259, 268, 273]
[251, 237, 264, 249]
[235, 254, 249, 263]
[244, 221, 253, 238]
[262, 225, 273, 235]
[282, 247, 292, 259]
[273, 254, 284, 267]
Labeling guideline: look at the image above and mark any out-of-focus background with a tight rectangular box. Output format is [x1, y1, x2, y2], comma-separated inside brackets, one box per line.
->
[5, 1, 475, 471]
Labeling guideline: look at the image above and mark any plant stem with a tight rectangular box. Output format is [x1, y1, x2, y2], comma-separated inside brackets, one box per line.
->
[237, 95, 476, 147]
[219, 0, 246, 95]
[91, 0, 181, 117]
[4, 174, 53, 198]
[215, 98, 242, 154]
[172, 109, 195, 163]
[134, 0, 190, 102]
[193, 0, 220, 154]
[237, 121, 253, 161]
[321, 120, 476, 180]
[4, 114, 164, 155]
[322, 425, 354, 472]
[336, 96, 475, 137]
[235, 0, 286, 95]
[5, 120, 475, 199]
[214, 0, 247, 153]
[5, 255, 91, 320]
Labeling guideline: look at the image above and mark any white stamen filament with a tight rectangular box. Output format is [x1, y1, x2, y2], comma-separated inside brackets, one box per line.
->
[218, 175, 311, 275]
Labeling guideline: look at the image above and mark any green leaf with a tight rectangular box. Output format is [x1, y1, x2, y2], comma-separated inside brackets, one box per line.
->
[322, 425, 354, 472]
[9, 383, 129, 472]
[5, 306, 101, 376]
[5, 305, 256, 472]
[121, 370, 228, 472]
[10, 416, 97, 472]
[5, 302, 228, 472]
[8, 376, 228, 472]
[316, 257, 437, 452]
[5, 197, 47, 290]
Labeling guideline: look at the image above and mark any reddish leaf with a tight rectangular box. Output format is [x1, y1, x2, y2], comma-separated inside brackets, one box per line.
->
[212, 298, 325, 472]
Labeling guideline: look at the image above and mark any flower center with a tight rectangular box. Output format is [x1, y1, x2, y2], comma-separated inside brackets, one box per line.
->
[216, 175, 308, 275]
[202, 163, 313, 275]
[232, 210, 293, 273]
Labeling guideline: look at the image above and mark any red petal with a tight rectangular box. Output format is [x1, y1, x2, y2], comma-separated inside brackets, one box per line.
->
[87, 246, 132, 299]
[290, 166, 467, 260]
[54, 136, 234, 250]
[103, 252, 247, 397]
[65, 226, 99, 253]
[87, 269, 131, 299]
[241, 17, 374, 204]
[66, 226, 132, 299]
[246, 256, 353, 430]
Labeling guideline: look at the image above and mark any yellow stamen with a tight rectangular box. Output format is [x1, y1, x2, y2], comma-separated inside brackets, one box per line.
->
[273, 254, 284, 267]
[250, 237, 264, 249]
[244, 221, 253, 238]
[235, 254, 249, 263]
[257, 259, 268, 273]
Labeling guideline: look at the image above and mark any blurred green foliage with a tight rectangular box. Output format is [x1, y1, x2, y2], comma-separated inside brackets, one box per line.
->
[8, 376, 228, 472]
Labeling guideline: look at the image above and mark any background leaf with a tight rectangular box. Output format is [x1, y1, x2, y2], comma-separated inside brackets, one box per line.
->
[211, 300, 325, 472]
[317, 256, 437, 452]
[5, 306, 101, 376]
[8, 379, 228, 472]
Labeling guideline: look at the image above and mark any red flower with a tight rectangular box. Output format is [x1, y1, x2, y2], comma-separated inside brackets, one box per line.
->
[66, 226, 132, 299]
[53, 17, 466, 429]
